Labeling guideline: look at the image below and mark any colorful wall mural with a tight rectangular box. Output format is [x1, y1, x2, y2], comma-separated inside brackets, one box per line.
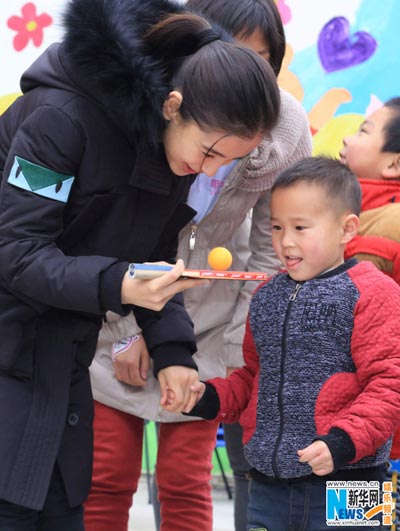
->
[276, 0, 398, 157]
[0, 0, 398, 158]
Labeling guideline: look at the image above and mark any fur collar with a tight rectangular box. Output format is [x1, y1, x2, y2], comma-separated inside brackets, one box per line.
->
[62, 0, 184, 144]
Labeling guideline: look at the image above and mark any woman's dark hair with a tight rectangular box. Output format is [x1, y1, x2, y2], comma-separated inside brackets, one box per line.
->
[144, 13, 280, 138]
[186, 0, 286, 76]
[272, 157, 362, 216]
[382, 97, 400, 153]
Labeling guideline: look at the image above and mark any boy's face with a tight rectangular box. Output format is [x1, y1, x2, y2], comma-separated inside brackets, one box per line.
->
[271, 183, 352, 281]
[339, 105, 397, 180]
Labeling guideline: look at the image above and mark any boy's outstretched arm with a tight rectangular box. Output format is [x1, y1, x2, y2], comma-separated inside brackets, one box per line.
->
[158, 376, 221, 418]
[184, 381, 222, 419]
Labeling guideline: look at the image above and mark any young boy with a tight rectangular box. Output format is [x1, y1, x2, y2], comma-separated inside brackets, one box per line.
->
[341, 97, 400, 283]
[341, 97, 400, 459]
[189, 156, 400, 531]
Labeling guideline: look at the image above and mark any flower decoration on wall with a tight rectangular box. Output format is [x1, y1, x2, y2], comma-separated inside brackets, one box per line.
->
[7, 3, 52, 52]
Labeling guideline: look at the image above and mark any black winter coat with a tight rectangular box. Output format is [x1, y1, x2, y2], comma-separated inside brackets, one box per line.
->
[0, 0, 197, 510]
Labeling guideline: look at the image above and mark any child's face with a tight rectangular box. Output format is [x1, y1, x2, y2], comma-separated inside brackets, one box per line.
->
[271, 183, 350, 281]
[340, 105, 396, 180]
[236, 28, 270, 62]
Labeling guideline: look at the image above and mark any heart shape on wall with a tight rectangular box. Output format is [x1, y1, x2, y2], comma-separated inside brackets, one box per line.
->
[318, 16, 377, 73]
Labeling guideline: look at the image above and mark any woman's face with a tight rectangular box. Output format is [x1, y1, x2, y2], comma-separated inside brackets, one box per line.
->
[163, 25, 273, 177]
[163, 112, 263, 177]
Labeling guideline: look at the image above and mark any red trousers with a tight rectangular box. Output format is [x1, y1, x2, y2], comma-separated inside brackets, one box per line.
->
[84, 401, 219, 531]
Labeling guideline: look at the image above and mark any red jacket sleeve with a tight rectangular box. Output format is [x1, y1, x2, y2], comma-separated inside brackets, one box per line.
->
[331, 268, 400, 462]
[208, 314, 260, 425]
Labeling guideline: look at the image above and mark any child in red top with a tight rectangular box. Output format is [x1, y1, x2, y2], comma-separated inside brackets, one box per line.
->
[340, 96, 400, 457]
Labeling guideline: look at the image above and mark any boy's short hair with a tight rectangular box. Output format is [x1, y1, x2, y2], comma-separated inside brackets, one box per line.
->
[272, 156, 362, 216]
[383, 97, 400, 153]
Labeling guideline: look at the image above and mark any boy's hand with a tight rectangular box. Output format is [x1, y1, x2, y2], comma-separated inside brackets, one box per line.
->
[158, 366, 199, 413]
[190, 380, 206, 400]
[297, 440, 334, 475]
[112, 335, 149, 386]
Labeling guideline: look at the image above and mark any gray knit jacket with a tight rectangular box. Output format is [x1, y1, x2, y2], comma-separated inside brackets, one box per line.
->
[193, 260, 400, 479]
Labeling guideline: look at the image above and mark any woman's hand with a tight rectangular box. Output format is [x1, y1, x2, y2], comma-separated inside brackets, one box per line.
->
[158, 365, 200, 413]
[121, 259, 208, 311]
[112, 335, 150, 386]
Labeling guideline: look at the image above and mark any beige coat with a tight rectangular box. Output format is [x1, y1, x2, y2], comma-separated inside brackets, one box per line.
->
[89, 90, 312, 422]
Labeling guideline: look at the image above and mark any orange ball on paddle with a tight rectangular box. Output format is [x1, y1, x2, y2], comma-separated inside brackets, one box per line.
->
[207, 247, 233, 271]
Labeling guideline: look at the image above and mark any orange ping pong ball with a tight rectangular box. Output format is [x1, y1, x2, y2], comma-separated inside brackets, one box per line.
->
[207, 247, 233, 271]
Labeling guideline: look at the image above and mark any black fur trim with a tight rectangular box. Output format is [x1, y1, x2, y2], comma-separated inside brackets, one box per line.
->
[62, 0, 184, 145]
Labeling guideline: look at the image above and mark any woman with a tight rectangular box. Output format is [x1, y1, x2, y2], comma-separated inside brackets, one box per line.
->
[0, 0, 281, 528]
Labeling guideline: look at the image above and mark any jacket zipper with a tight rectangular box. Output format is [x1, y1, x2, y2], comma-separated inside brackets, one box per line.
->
[189, 224, 197, 250]
[271, 282, 302, 478]
[289, 282, 302, 301]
